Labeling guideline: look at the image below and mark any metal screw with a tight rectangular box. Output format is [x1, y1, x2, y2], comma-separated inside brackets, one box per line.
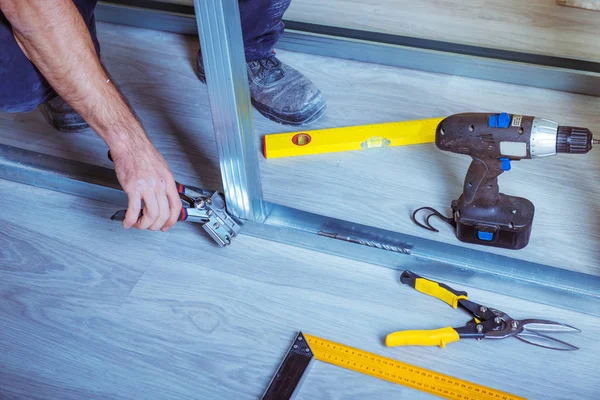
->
[305, 348, 310, 352]
[480, 306, 487, 313]
[494, 317, 502, 324]
[213, 222, 220, 229]
[197, 200, 205, 208]
[293, 345, 298, 349]
[207, 198, 212, 204]
[511, 320, 519, 330]
[476, 324, 483, 333]
[298, 337, 303, 341]
[207, 210, 213, 216]
[512, 209, 517, 214]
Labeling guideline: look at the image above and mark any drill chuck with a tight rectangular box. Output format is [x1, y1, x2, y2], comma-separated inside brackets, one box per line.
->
[556, 126, 594, 154]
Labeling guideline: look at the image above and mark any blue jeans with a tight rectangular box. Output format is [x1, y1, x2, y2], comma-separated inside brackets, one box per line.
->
[0, 0, 292, 113]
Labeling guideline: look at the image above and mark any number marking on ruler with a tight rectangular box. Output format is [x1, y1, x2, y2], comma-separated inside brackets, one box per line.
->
[304, 333, 526, 400]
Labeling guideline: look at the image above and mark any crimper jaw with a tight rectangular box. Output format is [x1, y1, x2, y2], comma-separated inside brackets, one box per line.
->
[107, 151, 240, 246]
[181, 187, 241, 247]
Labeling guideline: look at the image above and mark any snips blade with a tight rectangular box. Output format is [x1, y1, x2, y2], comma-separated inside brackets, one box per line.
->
[515, 319, 580, 351]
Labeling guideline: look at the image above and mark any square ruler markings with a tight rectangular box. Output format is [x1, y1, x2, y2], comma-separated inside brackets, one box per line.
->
[261, 332, 526, 400]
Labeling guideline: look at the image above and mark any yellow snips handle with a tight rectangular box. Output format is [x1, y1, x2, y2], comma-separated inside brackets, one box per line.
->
[400, 271, 468, 308]
[386, 327, 460, 348]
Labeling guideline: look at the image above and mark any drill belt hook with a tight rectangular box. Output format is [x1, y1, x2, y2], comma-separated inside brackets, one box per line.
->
[411, 207, 454, 232]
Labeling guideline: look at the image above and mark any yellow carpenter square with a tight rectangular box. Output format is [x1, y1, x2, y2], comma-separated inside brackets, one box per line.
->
[304, 333, 526, 400]
[263, 117, 444, 158]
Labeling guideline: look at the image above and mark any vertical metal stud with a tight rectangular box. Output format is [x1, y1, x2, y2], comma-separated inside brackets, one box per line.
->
[194, 0, 267, 222]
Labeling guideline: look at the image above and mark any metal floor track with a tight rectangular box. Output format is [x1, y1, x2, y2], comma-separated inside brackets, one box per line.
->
[96, 0, 600, 97]
[2, 144, 599, 316]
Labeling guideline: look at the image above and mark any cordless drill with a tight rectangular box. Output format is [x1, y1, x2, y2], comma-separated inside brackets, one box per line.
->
[433, 112, 597, 250]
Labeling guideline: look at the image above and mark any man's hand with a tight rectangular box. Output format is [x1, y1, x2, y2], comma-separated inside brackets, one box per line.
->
[1, 0, 182, 231]
[111, 141, 182, 231]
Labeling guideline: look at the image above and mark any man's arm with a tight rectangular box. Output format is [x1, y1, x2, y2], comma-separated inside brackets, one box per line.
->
[0, 0, 181, 231]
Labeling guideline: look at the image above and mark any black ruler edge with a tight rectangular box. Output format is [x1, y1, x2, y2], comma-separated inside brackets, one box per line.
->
[261, 332, 314, 400]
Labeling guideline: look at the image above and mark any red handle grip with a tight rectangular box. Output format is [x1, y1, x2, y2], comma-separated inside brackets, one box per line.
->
[110, 207, 188, 223]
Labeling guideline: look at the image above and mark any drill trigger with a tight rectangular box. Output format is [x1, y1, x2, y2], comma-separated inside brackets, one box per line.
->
[411, 207, 454, 233]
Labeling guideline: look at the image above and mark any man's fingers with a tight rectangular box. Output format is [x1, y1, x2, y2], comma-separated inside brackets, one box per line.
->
[123, 190, 142, 229]
[162, 183, 182, 231]
[135, 188, 159, 230]
[149, 188, 170, 231]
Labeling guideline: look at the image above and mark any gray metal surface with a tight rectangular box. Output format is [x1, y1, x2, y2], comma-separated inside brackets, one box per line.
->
[96, 2, 195, 34]
[278, 30, 600, 97]
[192, 0, 266, 222]
[2, 144, 599, 316]
[96, 2, 600, 97]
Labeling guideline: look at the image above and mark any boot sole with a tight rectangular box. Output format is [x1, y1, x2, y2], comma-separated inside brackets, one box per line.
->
[251, 99, 327, 126]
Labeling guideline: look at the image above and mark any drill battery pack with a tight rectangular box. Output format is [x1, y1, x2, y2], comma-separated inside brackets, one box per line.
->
[451, 193, 535, 250]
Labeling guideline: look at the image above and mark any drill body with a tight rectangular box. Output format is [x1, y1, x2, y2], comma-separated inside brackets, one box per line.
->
[436, 112, 594, 250]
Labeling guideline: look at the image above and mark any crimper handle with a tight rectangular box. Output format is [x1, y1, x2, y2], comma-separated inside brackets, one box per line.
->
[110, 207, 188, 223]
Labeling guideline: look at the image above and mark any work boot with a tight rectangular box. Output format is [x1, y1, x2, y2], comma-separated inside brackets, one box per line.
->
[40, 95, 90, 133]
[197, 51, 326, 126]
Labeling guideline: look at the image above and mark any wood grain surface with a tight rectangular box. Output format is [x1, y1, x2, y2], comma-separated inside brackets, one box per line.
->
[1, 180, 599, 399]
[156, 0, 600, 62]
[1, 23, 598, 274]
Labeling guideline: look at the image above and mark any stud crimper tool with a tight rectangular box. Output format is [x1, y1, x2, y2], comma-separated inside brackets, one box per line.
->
[386, 271, 580, 351]
[110, 182, 240, 247]
[107, 152, 240, 246]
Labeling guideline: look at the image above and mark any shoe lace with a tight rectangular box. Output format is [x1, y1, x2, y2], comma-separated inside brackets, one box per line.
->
[250, 56, 284, 84]
[259, 56, 281, 69]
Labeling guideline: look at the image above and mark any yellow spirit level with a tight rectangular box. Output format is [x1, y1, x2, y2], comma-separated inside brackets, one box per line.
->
[263, 117, 443, 158]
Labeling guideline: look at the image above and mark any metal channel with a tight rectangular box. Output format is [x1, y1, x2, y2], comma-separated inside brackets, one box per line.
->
[2, 145, 599, 316]
[278, 31, 600, 97]
[192, 0, 266, 222]
[96, 2, 600, 97]
[96, 1, 196, 35]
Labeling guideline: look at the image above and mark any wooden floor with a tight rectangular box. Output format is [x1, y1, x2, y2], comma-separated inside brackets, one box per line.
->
[1, 22, 599, 276]
[1, 179, 599, 399]
[161, 0, 600, 62]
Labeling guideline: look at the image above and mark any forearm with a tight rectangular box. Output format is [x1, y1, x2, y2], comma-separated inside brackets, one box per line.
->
[0, 0, 148, 153]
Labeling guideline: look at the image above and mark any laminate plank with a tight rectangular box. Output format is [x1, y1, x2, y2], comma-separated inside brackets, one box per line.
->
[0, 181, 168, 308]
[157, 0, 600, 62]
[1, 180, 599, 399]
[1, 22, 599, 276]
[287, 0, 600, 62]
